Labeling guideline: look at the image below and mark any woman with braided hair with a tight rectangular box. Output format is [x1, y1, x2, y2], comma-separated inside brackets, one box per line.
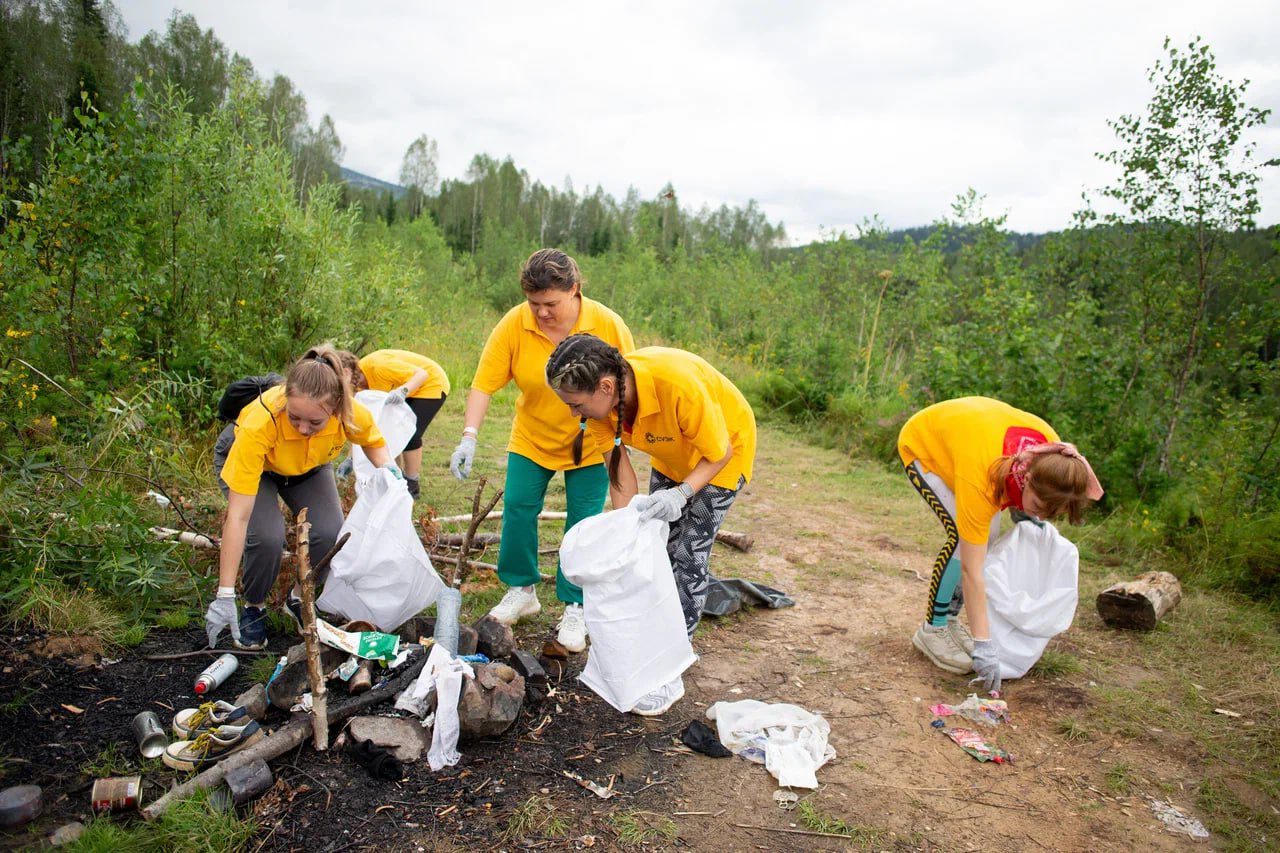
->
[547, 334, 756, 713]
[449, 249, 634, 652]
[898, 397, 1104, 694]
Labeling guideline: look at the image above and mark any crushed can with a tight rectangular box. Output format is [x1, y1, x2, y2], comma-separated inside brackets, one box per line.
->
[91, 776, 142, 813]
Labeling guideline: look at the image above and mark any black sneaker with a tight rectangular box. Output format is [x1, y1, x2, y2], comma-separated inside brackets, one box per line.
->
[405, 476, 420, 500]
[283, 595, 304, 634]
[235, 606, 268, 649]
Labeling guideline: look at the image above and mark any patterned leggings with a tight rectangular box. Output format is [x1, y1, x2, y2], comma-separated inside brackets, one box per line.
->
[651, 469, 741, 637]
[904, 461, 964, 627]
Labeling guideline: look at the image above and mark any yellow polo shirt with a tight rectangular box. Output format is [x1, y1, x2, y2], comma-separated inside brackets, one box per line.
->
[359, 349, 451, 399]
[472, 296, 634, 471]
[586, 347, 755, 490]
[220, 386, 386, 495]
[897, 396, 1059, 544]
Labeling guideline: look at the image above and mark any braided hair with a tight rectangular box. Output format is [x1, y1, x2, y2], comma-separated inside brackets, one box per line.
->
[546, 333, 629, 487]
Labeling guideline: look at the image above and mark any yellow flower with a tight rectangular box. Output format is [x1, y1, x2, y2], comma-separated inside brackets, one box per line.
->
[5, 328, 31, 338]
[236, 299, 246, 306]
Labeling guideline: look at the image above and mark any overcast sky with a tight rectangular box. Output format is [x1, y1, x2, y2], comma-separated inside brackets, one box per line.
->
[118, 1, 1280, 243]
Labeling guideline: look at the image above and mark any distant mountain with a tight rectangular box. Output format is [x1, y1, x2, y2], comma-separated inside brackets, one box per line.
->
[340, 167, 406, 199]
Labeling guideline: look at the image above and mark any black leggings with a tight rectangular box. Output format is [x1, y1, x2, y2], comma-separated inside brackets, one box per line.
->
[403, 394, 446, 451]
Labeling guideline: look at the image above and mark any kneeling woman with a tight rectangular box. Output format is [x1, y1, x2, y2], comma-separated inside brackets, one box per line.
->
[207, 345, 399, 649]
[546, 334, 756, 714]
[898, 396, 1103, 693]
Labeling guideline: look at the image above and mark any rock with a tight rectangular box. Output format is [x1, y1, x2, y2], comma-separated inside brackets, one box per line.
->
[0, 785, 42, 828]
[224, 759, 274, 804]
[267, 642, 348, 710]
[510, 650, 548, 704]
[541, 639, 569, 660]
[473, 616, 516, 659]
[538, 655, 566, 681]
[397, 615, 436, 645]
[458, 663, 525, 737]
[348, 716, 432, 763]
[233, 683, 268, 721]
[455, 625, 478, 657]
[49, 821, 84, 846]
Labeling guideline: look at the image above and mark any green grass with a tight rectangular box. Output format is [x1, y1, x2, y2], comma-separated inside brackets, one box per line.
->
[13, 580, 126, 646]
[118, 624, 148, 647]
[157, 610, 191, 630]
[243, 653, 282, 685]
[1029, 647, 1082, 678]
[80, 743, 134, 779]
[504, 795, 570, 841]
[1056, 717, 1091, 743]
[609, 810, 677, 846]
[796, 800, 885, 846]
[66, 788, 255, 852]
[1105, 762, 1133, 795]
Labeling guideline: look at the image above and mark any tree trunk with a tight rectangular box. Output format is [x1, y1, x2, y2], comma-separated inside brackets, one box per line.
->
[1096, 571, 1182, 631]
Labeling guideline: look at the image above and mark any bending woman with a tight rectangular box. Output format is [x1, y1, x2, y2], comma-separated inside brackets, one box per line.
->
[207, 344, 399, 649]
[546, 334, 756, 714]
[449, 249, 634, 653]
[898, 396, 1103, 693]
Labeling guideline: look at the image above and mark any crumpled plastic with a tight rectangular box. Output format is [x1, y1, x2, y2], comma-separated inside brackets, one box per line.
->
[702, 576, 795, 617]
[705, 699, 835, 788]
[393, 644, 475, 771]
[940, 727, 1014, 764]
[1148, 798, 1210, 839]
[929, 694, 1011, 726]
[680, 719, 732, 758]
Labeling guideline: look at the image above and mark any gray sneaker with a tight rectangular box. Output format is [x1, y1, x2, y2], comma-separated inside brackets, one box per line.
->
[912, 622, 973, 675]
[947, 618, 975, 655]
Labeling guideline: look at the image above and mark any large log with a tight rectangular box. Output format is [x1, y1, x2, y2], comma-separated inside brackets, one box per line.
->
[1096, 571, 1183, 631]
[140, 655, 428, 821]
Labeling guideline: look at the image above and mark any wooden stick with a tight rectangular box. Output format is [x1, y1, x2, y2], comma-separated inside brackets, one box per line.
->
[732, 823, 858, 839]
[295, 508, 328, 751]
[432, 511, 752, 552]
[450, 477, 503, 587]
[140, 655, 428, 821]
[143, 649, 271, 661]
[149, 526, 217, 549]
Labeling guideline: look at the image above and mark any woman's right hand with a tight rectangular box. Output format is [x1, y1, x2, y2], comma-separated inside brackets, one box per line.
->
[204, 592, 241, 648]
[450, 435, 477, 480]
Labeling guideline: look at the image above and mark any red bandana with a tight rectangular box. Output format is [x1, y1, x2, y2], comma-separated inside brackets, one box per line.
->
[1001, 427, 1049, 510]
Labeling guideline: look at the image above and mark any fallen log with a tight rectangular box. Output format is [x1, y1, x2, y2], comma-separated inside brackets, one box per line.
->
[432, 532, 501, 547]
[1096, 570, 1182, 631]
[140, 654, 428, 821]
[149, 526, 217, 549]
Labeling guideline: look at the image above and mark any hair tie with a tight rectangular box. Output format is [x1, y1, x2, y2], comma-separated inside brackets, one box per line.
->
[613, 437, 621, 446]
[579, 420, 587, 431]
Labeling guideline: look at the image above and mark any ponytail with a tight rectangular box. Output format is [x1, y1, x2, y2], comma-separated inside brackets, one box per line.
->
[286, 343, 356, 432]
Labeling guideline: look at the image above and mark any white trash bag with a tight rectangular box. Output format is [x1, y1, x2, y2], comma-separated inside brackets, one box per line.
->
[350, 389, 418, 495]
[317, 468, 443, 631]
[560, 506, 696, 713]
[983, 521, 1079, 678]
[706, 699, 835, 789]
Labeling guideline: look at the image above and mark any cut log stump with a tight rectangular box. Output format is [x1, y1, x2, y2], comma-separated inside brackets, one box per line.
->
[1096, 570, 1182, 631]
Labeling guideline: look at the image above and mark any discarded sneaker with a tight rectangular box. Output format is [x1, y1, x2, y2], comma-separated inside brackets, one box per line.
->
[283, 595, 304, 634]
[162, 722, 264, 772]
[172, 701, 248, 738]
[348, 736, 403, 781]
[235, 606, 268, 650]
[629, 677, 685, 717]
[947, 617, 975, 655]
[911, 622, 972, 675]
[488, 585, 540, 626]
[556, 604, 587, 653]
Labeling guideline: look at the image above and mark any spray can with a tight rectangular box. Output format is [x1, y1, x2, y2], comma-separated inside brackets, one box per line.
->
[194, 653, 239, 696]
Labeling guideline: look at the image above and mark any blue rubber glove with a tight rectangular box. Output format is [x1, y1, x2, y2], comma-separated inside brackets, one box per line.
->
[629, 488, 687, 523]
[970, 639, 1003, 695]
[383, 461, 404, 480]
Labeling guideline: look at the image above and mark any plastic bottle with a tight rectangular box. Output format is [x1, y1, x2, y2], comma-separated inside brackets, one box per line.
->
[194, 653, 239, 695]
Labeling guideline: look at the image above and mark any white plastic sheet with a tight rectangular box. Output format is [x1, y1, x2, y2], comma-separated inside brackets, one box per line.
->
[560, 506, 696, 713]
[350, 389, 418, 494]
[393, 644, 475, 771]
[983, 522, 1079, 678]
[317, 468, 443, 631]
[705, 699, 836, 789]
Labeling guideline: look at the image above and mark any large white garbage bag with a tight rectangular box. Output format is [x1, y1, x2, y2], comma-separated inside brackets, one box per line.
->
[317, 468, 443, 631]
[983, 521, 1079, 678]
[560, 506, 696, 713]
[351, 389, 418, 494]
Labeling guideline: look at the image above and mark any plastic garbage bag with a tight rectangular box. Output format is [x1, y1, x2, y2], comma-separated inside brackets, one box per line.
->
[560, 506, 696, 713]
[350, 389, 418, 494]
[983, 521, 1079, 678]
[317, 468, 443, 632]
[702, 576, 795, 617]
[681, 719, 731, 757]
[705, 699, 835, 789]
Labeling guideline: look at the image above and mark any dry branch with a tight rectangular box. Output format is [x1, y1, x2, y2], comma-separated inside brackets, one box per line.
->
[447, 477, 503, 587]
[294, 509, 328, 751]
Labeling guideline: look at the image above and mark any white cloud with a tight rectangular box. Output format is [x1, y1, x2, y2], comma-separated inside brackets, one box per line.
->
[118, 0, 1280, 242]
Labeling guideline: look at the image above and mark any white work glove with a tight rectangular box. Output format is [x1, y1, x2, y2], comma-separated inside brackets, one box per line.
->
[387, 386, 409, 405]
[204, 588, 241, 648]
[450, 435, 477, 480]
[970, 639, 1003, 695]
[630, 488, 687, 523]
[382, 461, 404, 480]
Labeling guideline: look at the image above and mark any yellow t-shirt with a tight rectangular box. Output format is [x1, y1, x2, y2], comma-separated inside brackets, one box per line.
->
[472, 296, 634, 471]
[220, 386, 386, 495]
[586, 347, 756, 490]
[358, 349, 451, 399]
[897, 396, 1059, 544]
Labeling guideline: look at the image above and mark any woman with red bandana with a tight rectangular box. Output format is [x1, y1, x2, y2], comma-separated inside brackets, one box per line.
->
[897, 397, 1104, 693]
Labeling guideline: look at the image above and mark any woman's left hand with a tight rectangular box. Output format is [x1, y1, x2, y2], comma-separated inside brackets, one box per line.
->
[969, 639, 1002, 695]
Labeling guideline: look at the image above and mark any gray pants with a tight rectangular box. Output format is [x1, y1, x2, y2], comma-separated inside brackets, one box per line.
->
[651, 469, 742, 637]
[214, 424, 344, 605]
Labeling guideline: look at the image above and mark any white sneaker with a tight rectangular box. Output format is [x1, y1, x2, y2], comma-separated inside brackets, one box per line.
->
[947, 617, 975, 655]
[557, 604, 587, 652]
[911, 622, 973, 675]
[488, 585, 541, 626]
[629, 677, 685, 716]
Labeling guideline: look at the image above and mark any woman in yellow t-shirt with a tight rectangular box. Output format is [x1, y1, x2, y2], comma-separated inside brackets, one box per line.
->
[546, 333, 756, 716]
[207, 344, 398, 650]
[343, 348, 451, 500]
[897, 396, 1104, 693]
[449, 249, 634, 653]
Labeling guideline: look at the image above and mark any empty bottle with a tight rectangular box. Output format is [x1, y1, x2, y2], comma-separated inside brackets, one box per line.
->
[194, 653, 239, 695]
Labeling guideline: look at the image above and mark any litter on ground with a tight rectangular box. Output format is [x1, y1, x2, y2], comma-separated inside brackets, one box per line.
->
[929, 693, 1011, 726]
[939, 726, 1014, 764]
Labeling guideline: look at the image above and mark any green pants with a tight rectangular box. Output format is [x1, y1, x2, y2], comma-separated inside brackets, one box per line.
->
[497, 452, 608, 605]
